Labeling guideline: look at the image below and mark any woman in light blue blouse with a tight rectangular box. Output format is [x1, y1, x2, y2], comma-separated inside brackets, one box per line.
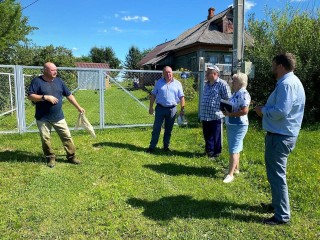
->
[222, 72, 251, 183]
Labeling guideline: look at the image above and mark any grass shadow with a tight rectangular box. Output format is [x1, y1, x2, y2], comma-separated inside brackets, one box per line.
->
[127, 195, 265, 223]
[144, 163, 218, 178]
[0, 150, 77, 166]
[93, 141, 200, 158]
[0, 150, 41, 163]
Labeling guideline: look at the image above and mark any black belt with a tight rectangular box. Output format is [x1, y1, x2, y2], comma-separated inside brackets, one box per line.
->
[157, 104, 176, 109]
[267, 131, 285, 136]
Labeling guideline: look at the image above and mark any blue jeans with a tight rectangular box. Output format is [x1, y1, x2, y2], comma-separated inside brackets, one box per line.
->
[149, 105, 177, 149]
[265, 133, 297, 222]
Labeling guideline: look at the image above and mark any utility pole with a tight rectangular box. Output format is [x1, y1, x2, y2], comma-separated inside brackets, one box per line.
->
[232, 0, 245, 73]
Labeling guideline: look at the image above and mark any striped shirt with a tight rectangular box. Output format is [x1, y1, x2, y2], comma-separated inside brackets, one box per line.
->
[200, 78, 231, 121]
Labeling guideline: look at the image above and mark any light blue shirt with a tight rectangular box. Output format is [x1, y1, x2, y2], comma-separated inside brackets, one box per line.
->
[152, 78, 184, 106]
[262, 72, 305, 137]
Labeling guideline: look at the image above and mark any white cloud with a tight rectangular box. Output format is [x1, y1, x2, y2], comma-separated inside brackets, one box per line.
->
[98, 29, 108, 33]
[122, 15, 150, 22]
[112, 27, 122, 32]
[141, 16, 149, 22]
[244, 0, 256, 12]
[72, 47, 78, 51]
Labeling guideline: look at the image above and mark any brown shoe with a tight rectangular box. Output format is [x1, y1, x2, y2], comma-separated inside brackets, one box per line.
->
[68, 158, 81, 164]
[47, 157, 56, 168]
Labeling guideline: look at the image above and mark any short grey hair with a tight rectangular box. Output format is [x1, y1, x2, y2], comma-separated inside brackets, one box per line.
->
[233, 72, 248, 88]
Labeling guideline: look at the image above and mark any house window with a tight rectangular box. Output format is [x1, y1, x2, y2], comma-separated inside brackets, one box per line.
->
[209, 56, 218, 64]
[224, 55, 232, 64]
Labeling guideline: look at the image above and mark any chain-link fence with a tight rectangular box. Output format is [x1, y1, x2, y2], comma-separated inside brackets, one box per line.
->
[0, 65, 202, 134]
[0, 65, 16, 133]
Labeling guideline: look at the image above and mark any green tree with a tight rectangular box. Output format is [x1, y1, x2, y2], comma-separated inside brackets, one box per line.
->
[141, 48, 152, 58]
[75, 55, 92, 62]
[32, 45, 75, 67]
[246, 3, 320, 123]
[0, 0, 36, 64]
[89, 46, 121, 69]
[123, 46, 143, 70]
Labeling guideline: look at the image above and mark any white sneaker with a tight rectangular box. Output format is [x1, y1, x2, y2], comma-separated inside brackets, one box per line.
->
[223, 174, 234, 183]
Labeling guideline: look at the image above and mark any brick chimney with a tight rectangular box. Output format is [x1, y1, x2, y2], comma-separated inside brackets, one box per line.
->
[207, 7, 215, 20]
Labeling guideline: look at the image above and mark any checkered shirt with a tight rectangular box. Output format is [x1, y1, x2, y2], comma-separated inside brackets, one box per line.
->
[200, 78, 231, 121]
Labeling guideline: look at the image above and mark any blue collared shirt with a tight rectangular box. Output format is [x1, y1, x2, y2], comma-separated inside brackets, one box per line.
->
[151, 78, 184, 106]
[200, 78, 231, 121]
[262, 72, 305, 137]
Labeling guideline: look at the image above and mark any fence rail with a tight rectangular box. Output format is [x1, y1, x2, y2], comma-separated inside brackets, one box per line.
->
[0, 65, 205, 134]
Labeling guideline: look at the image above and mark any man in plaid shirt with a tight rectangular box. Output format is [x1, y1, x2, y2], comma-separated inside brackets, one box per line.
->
[200, 65, 231, 158]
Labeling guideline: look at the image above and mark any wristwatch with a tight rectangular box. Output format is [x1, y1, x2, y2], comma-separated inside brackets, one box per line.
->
[42, 95, 45, 101]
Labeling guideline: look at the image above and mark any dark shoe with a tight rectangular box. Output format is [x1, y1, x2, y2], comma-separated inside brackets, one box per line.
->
[68, 158, 81, 164]
[261, 203, 274, 212]
[47, 157, 56, 168]
[262, 216, 289, 225]
[163, 147, 171, 152]
[207, 152, 216, 160]
[145, 147, 155, 153]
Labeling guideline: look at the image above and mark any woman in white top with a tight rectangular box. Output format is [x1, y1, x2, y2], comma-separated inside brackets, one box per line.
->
[222, 72, 251, 183]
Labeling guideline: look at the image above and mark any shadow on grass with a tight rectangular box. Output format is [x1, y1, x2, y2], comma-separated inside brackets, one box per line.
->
[0, 150, 75, 165]
[0, 150, 41, 163]
[144, 163, 218, 178]
[127, 195, 265, 222]
[93, 141, 201, 158]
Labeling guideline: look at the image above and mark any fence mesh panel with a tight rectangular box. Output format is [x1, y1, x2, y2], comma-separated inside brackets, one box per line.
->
[0, 65, 200, 134]
[0, 66, 16, 132]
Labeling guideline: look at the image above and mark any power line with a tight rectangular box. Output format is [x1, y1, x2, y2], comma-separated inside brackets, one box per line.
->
[22, 0, 40, 10]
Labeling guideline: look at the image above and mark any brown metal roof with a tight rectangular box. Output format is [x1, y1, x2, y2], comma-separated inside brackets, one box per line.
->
[137, 40, 173, 66]
[75, 62, 110, 69]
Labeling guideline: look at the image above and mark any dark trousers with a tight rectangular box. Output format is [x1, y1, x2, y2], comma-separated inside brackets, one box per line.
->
[149, 105, 177, 149]
[202, 119, 222, 155]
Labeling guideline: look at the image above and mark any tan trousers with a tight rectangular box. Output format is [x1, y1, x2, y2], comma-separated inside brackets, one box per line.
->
[36, 119, 76, 160]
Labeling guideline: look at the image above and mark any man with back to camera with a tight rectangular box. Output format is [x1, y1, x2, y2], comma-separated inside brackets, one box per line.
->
[146, 66, 185, 153]
[255, 53, 305, 225]
[28, 62, 85, 168]
[200, 65, 231, 159]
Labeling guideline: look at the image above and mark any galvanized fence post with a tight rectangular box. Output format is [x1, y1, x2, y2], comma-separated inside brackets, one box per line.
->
[14, 65, 26, 133]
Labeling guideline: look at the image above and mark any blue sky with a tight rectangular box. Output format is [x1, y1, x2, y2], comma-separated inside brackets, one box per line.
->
[20, 0, 318, 62]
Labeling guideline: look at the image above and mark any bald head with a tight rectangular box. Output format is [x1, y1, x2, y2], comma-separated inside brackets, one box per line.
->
[43, 62, 57, 80]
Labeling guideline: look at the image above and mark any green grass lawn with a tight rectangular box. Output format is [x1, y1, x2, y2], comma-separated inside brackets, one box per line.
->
[0, 86, 319, 239]
[0, 121, 319, 239]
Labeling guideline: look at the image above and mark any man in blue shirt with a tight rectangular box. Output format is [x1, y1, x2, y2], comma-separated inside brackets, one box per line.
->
[200, 65, 231, 159]
[28, 62, 85, 168]
[146, 66, 185, 153]
[255, 53, 305, 225]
